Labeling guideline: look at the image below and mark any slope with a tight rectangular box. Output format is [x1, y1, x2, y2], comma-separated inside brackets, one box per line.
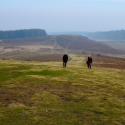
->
[0, 54, 125, 125]
[1, 35, 125, 58]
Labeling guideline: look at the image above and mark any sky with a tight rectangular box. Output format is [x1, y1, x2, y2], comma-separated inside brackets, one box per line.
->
[0, 0, 125, 33]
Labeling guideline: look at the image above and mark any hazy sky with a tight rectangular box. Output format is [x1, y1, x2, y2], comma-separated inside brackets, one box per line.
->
[0, 0, 125, 32]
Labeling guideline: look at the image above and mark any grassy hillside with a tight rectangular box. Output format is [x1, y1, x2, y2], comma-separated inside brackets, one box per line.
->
[0, 55, 125, 125]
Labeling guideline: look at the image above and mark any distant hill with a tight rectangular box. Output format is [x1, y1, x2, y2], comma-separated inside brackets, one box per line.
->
[1, 35, 125, 55]
[54, 35, 125, 54]
[0, 29, 47, 39]
[49, 29, 125, 40]
[84, 29, 125, 40]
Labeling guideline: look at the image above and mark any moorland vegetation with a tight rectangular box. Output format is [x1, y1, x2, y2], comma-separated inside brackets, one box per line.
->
[0, 54, 125, 125]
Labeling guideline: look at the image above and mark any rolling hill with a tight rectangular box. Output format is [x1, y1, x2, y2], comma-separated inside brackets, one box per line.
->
[0, 35, 125, 57]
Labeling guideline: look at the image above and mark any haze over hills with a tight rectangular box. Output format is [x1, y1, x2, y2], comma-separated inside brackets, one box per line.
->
[49, 29, 125, 41]
[1, 29, 125, 41]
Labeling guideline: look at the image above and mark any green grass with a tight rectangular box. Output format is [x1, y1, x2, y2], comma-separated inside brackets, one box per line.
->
[27, 69, 70, 77]
[0, 56, 125, 125]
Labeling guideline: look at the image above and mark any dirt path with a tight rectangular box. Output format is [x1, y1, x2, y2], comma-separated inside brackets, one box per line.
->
[66, 36, 76, 49]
